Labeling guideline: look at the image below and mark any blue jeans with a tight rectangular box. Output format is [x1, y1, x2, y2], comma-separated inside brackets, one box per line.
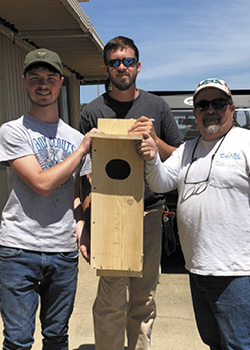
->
[0, 247, 78, 350]
[189, 273, 250, 350]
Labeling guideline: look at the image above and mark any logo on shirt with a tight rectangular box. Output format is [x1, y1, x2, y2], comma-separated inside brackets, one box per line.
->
[33, 136, 76, 169]
[219, 152, 241, 160]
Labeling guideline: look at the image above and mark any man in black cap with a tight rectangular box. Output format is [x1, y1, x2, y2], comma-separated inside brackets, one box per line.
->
[138, 78, 250, 350]
[0, 48, 96, 350]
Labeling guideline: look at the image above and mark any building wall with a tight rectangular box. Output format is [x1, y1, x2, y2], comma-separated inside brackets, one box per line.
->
[0, 32, 31, 213]
[0, 33, 30, 123]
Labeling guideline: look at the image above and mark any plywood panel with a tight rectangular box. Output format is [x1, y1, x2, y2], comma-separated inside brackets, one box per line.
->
[98, 118, 135, 134]
[90, 119, 144, 276]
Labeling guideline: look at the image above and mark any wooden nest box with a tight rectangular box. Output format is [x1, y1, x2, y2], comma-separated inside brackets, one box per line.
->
[89, 119, 144, 277]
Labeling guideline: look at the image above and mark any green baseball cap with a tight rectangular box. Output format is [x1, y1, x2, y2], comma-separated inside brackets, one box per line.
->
[23, 48, 63, 74]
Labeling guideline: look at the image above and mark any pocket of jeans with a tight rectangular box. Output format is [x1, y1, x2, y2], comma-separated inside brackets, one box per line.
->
[60, 250, 79, 261]
[0, 246, 22, 259]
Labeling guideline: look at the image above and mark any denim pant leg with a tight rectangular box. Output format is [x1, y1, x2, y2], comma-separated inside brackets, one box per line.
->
[0, 248, 78, 350]
[189, 273, 250, 350]
[39, 251, 78, 350]
[189, 273, 221, 350]
[0, 247, 41, 350]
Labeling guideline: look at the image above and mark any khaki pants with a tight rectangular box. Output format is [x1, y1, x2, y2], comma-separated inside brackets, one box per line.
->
[93, 206, 164, 350]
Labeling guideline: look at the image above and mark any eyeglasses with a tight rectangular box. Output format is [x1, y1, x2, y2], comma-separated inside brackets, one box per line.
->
[194, 98, 231, 112]
[107, 57, 137, 68]
[184, 128, 230, 185]
[182, 183, 208, 202]
[184, 150, 213, 185]
[182, 126, 233, 202]
[182, 137, 218, 201]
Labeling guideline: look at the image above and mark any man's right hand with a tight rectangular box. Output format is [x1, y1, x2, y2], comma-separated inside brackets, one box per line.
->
[79, 128, 103, 155]
[135, 133, 158, 161]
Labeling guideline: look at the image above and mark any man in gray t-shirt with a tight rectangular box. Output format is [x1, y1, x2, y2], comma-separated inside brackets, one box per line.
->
[78, 36, 183, 350]
[0, 48, 94, 350]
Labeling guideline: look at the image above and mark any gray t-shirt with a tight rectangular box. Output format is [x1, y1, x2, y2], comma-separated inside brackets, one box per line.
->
[0, 114, 91, 252]
[79, 89, 183, 209]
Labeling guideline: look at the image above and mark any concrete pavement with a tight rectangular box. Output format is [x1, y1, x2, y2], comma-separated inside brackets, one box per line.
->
[0, 248, 209, 350]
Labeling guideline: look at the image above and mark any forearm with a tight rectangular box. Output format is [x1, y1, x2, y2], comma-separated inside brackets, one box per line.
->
[39, 147, 87, 194]
[10, 147, 87, 196]
[129, 116, 179, 162]
[155, 136, 177, 161]
[74, 176, 85, 241]
[9, 129, 97, 196]
[145, 153, 177, 193]
[77, 174, 91, 261]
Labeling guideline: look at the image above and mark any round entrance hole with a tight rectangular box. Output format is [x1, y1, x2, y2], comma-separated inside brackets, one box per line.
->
[105, 159, 131, 180]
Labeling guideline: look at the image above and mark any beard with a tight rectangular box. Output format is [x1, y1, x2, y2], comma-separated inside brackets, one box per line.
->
[203, 124, 221, 134]
[108, 69, 137, 91]
[202, 114, 221, 134]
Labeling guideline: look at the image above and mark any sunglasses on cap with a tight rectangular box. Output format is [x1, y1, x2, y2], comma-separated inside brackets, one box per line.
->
[107, 57, 137, 68]
[194, 98, 231, 112]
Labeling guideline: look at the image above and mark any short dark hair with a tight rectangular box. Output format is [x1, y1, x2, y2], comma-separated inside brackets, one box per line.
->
[103, 36, 139, 65]
[23, 62, 62, 77]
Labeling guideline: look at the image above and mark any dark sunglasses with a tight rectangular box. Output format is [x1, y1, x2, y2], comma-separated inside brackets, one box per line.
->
[194, 98, 231, 111]
[107, 57, 137, 68]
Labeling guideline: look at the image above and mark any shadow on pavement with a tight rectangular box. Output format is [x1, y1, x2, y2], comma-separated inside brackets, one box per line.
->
[74, 346, 128, 350]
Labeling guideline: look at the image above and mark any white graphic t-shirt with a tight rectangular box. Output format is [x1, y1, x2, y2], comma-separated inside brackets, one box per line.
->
[0, 114, 91, 252]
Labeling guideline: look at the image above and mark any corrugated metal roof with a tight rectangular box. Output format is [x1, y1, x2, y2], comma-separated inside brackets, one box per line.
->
[0, 0, 107, 84]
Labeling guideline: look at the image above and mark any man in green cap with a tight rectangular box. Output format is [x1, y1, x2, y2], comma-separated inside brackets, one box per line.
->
[0, 48, 97, 350]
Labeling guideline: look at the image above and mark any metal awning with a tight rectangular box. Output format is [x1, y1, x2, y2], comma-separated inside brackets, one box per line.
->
[0, 0, 107, 84]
